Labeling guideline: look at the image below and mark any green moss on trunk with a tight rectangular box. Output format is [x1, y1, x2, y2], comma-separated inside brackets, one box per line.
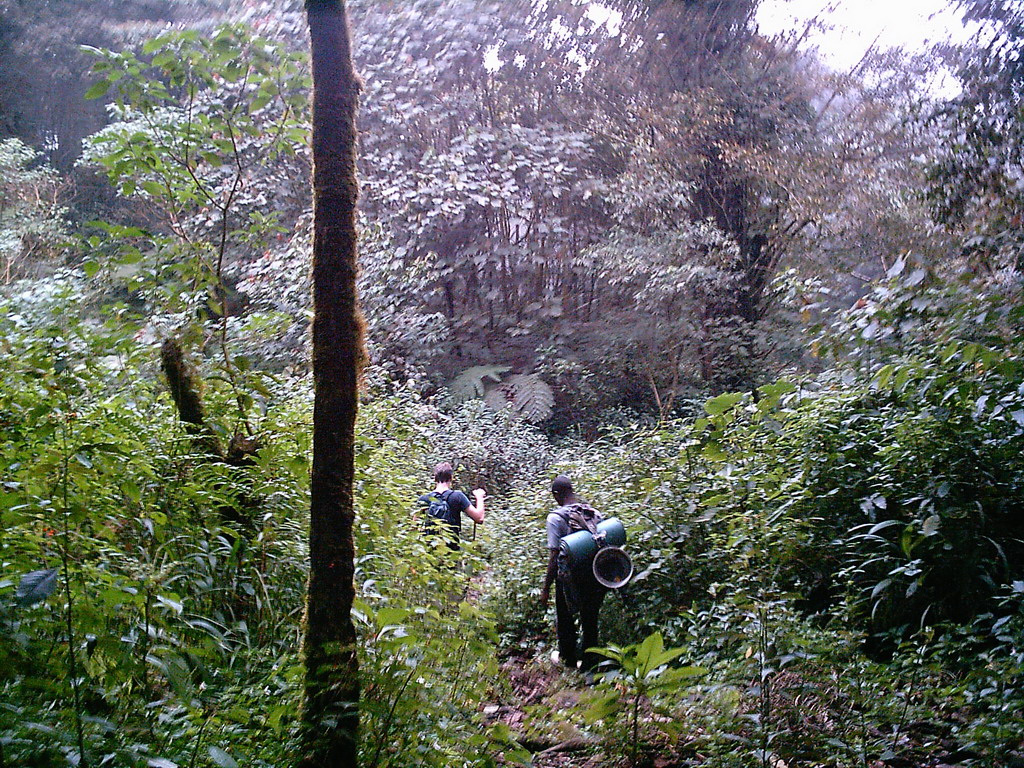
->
[159, 337, 224, 459]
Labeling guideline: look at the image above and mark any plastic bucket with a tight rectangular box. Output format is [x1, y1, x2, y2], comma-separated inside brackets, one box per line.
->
[559, 517, 627, 565]
[592, 546, 633, 589]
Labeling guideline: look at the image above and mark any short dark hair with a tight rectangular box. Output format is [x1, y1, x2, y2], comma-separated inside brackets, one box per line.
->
[434, 462, 453, 483]
[551, 474, 574, 505]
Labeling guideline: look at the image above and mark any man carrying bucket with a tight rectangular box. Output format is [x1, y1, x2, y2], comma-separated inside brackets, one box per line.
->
[540, 475, 612, 674]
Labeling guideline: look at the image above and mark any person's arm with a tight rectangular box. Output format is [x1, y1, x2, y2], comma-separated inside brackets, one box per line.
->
[540, 548, 558, 608]
[540, 511, 566, 608]
[465, 488, 485, 524]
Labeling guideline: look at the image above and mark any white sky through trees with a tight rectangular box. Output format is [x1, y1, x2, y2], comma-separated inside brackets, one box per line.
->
[756, 0, 982, 70]
[576, 1, 982, 76]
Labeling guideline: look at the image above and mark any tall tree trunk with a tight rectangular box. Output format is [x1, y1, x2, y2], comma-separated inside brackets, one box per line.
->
[300, 1, 364, 766]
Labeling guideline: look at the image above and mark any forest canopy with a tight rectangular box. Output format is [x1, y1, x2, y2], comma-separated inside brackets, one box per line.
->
[1, 0, 1023, 767]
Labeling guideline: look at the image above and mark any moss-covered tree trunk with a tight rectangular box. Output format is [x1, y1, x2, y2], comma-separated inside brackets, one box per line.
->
[160, 337, 223, 459]
[300, 1, 364, 766]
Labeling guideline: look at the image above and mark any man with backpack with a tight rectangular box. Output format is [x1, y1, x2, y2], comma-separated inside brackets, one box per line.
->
[418, 462, 485, 550]
[540, 475, 607, 673]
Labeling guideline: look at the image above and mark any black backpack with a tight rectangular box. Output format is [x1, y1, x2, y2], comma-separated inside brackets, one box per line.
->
[420, 490, 457, 538]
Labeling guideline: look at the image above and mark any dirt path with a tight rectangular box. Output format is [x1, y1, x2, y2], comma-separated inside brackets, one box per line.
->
[485, 651, 608, 767]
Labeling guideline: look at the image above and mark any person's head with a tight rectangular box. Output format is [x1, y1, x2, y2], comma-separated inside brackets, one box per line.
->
[551, 474, 575, 505]
[434, 462, 454, 484]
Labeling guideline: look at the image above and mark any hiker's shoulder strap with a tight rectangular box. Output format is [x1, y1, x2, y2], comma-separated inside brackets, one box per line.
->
[566, 503, 600, 533]
[551, 505, 573, 521]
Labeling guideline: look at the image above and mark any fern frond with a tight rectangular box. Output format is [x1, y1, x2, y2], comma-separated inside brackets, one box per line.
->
[494, 373, 554, 423]
[483, 386, 511, 413]
[449, 365, 511, 403]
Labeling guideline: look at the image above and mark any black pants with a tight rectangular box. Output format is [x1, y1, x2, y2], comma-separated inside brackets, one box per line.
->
[555, 575, 607, 672]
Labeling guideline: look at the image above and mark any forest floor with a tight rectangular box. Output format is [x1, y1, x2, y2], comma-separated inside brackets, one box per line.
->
[483, 646, 1002, 768]
[487, 648, 723, 767]
[489, 650, 612, 767]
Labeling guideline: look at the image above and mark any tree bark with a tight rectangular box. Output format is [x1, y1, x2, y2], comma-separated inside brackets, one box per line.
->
[160, 337, 224, 459]
[300, 1, 364, 766]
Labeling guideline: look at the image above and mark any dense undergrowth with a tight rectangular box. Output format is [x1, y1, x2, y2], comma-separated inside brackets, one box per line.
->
[3, 264, 1023, 768]
[3, 4, 1024, 765]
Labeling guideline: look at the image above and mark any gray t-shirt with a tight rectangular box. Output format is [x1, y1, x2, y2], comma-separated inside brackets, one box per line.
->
[546, 507, 572, 550]
[546, 503, 604, 550]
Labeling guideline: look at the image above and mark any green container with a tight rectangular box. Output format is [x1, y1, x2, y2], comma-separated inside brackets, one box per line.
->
[559, 517, 626, 565]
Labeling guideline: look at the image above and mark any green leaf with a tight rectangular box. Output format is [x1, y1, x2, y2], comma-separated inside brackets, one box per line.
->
[582, 691, 621, 723]
[376, 607, 411, 627]
[587, 644, 624, 663]
[157, 594, 184, 614]
[487, 722, 513, 741]
[207, 747, 238, 768]
[653, 665, 708, 688]
[152, 51, 177, 69]
[16, 568, 60, 606]
[85, 80, 110, 100]
[871, 578, 892, 599]
[648, 645, 689, 670]
[250, 92, 272, 113]
[702, 441, 728, 461]
[635, 631, 665, 672]
[758, 379, 797, 398]
[502, 747, 533, 767]
[875, 364, 895, 389]
[705, 392, 744, 415]
[867, 519, 900, 536]
[142, 36, 166, 55]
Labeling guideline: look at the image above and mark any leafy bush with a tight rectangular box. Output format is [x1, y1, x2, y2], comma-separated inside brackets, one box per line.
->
[586, 631, 706, 766]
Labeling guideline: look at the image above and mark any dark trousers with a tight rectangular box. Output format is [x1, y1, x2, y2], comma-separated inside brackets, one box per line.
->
[555, 575, 607, 672]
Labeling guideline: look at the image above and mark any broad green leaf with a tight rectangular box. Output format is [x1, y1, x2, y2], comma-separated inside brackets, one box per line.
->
[85, 80, 110, 100]
[635, 631, 665, 672]
[758, 379, 797, 398]
[705, 392, 743, 415]
[207, 747, 238, 768]
[702, 441, 728, 461]
[867, 520, 900, 536]
[15, 568, 59, 606]
[156, 594, 183, 614]
[875, 364, 894, 389]
[652, 665, 707, 687]
[588, 644, 625, 662]
[871, 578, 892, 599]
[142, 36, 166, 54]
[376, 607, 411, 627]
[648, 645, 689, 670]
